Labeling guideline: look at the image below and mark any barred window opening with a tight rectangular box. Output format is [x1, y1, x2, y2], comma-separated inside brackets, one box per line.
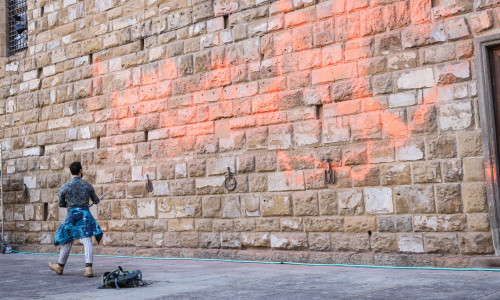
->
[8, 0, 28, 56]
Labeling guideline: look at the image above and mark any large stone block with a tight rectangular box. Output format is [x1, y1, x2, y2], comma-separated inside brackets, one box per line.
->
[261, 194, 292, 216]
[337, 189, 364, 215]
[377, 215, 412, 232]
[462, 183, 487, 213]
[331, 233, 370, 252]
[459, 232, 494, 255]
[270, 233, 308, 250]
[424, 233, 459, 254]
[435, 184, 462, 214]
[293, 191, 319, 216]
[398, 233, 424, 253]
[364, 187, 393, 214]
[344, 216, 376, 233]
[394, 185, 435, 213]
[268, 171, 305, 191]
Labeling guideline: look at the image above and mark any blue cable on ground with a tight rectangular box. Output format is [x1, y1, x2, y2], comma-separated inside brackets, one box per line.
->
[9, 249, 500, 272]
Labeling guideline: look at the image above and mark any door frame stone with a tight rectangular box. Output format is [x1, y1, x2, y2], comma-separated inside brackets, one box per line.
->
[475, 33, 500, 255]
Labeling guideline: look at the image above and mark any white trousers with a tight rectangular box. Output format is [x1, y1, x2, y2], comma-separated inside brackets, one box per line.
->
[58, 237, 93, 265]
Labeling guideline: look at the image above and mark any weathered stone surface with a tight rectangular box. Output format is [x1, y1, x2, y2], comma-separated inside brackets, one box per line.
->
[293, 191, 319, 216]
[424, 233, 460, 254]
[344, 216, 376, 233]
[394, 186, 435, 214]
[468, 213, 490, 232]
[331, 233, 370, 252]
[460, 233, 494, 255]
[435, 184, 462, 214]
[462, 183, 487, 213]
[270, 233, 308, 250]
[398, 233, 425, 253]
[3, 0, 494, 257]
[318, 190, 337, 215]
[337, 189, 364, 215]
[413, 214, 466, 232]
[380, 163, 411, 185]
[261, 194, 292, 216]
[377, 215, 412, 232]
[364, 187, 393, 214]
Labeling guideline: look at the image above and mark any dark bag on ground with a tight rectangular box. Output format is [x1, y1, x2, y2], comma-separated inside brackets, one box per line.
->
[100, 266, 147, 289]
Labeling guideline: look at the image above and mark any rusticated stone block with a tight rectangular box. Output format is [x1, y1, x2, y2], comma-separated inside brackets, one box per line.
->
[195, 177, 224, 194]
[459, 232, 494, 255]
[308, 233, 331, 251]
[234, 218, 255, 231]
[468, 213, 490, 232]
[213, 219, 234, 232]
[304, 217, 343, 232]
[377, 215, 412, 232]
[202, 195, 222, 218]
[394, 185, 435, 214]
[462, 183, 487, 213]
[270, 233, 308, 250]
[371, 233, 398, 253]
[293, 191, 319, 216]
[181, 232, 199, 248]
[463, 157, 485, 182]
[261, 194, 292, 216]
[364, 187, 393, 214]
[412, 161, 441, 184]
[220, 232, 241, 249]
[255, 152, 277, 172]
[413, 214, 466, 232]
[280, 218, 303, 232]
[241, 232, 270, 247]
[457, 131, 482, 158]
[441, 159, 463, 182]
[268, 171, 305, 191]
[337, 189, 364, 215]
[196, 219, 213, 232]
[164, 232, 182, 248]
[424, 233, 460, 254]
[241, 194, 260, 217]
[331, 233, 370, 252]
[176, 197, 202, 218]
[222, 195, 241, 218]
[380, 163, 411, 186]
[398, 233, 424, 253]
[344, 216, 376, 233]
[200, 233, 221, 249]
[127, 220, 145, 232]
[120, 200, 137, 219]
[168, 219, 195, 232]
[426, 135, 457, 159]
[158, 198, 175, 219]
[318, 190, 337, 215]
[435, 184, 462, 214]
[249, 174, 267, 192]
[188, 159, 206, 177]
[256, 218, 280, 231]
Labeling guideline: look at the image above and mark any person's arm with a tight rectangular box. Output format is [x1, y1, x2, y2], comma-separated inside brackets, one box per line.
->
[89, 184, 100, 205]
[58, 186, 67, 208]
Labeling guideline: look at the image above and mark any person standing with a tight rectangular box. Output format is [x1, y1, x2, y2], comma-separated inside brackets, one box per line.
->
[48, 161, 103, 277]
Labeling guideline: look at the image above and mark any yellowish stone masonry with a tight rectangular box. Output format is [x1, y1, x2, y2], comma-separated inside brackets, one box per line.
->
[0, 0, 498, 256]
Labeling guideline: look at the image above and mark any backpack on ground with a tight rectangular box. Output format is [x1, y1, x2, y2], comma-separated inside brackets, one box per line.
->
[100, 266, 147, 289]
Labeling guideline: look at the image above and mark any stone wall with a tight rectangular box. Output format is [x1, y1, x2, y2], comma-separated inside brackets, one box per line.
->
[0, 0, 498, 256]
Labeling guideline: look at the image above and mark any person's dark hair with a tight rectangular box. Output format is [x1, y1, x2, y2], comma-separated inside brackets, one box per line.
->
[69, 161, 82, 175]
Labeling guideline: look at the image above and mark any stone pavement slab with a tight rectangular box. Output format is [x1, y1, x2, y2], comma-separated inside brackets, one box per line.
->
[2, 253, 500, 299]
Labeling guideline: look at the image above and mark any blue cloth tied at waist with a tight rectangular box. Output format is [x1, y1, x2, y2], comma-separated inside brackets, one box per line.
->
[54, 206, 103, 246]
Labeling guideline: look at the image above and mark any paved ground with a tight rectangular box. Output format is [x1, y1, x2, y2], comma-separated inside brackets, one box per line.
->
[2, 253, 500, 299]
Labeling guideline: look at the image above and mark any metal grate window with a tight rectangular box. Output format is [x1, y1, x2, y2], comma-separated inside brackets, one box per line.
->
[8, 0, 28, 56]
